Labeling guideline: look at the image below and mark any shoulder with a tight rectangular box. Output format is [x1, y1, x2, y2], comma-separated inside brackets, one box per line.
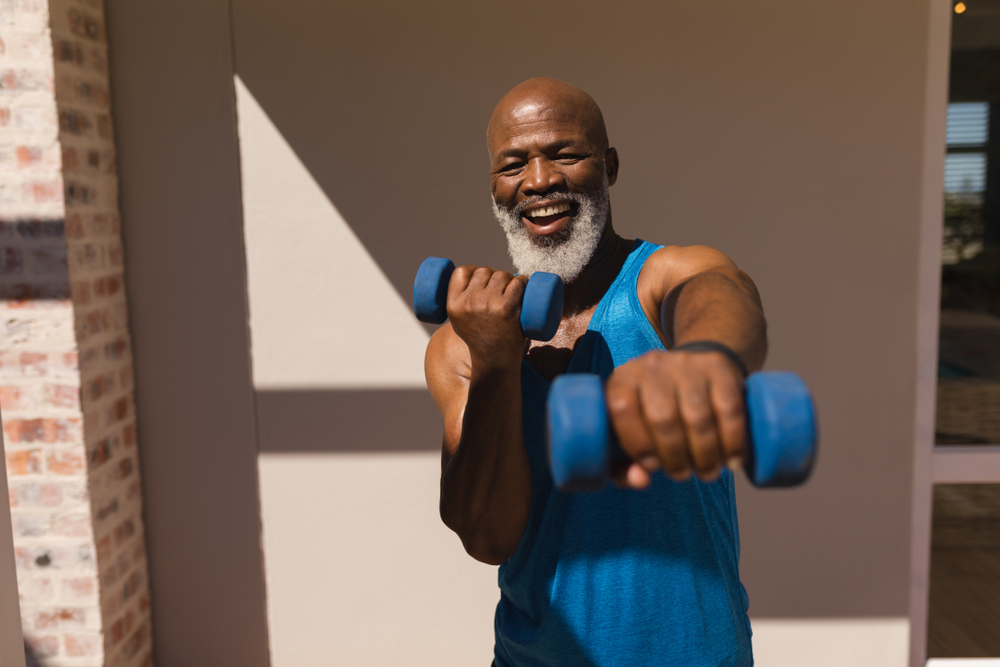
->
[638, 245, 738, 299]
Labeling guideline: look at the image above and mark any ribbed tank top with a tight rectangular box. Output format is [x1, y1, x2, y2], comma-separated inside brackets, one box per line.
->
[494, 240, 753, 667]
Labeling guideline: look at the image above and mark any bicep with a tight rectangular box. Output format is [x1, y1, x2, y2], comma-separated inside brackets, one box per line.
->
[640, 246, 763, 343]
[424, 324, 471, 460]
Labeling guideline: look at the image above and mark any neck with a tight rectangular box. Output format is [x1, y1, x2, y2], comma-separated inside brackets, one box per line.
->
[562, 214, 633, 315]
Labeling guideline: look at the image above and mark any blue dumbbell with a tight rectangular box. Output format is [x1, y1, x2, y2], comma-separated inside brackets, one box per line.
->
[413, 257, 564, 341]
[547, 371, 817, 492]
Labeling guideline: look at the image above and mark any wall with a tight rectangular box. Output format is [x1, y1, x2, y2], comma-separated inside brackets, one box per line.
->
[107, 0, 946, 665]
[104, 1, 270, 666]
[1, 0, 152, 664]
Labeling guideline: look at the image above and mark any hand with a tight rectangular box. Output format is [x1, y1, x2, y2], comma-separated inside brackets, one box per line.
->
[605, 349, 747, 488]
[446, 266, 529, 368]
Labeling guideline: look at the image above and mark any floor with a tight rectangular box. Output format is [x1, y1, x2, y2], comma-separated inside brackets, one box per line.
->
[927, 484, 1000, 658]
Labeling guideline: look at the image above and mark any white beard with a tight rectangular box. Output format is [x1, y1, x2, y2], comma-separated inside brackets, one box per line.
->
[492, 175, 610, 284]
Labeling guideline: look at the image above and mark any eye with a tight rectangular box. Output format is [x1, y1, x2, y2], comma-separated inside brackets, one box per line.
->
[557, 153, 585, 163]
[497, 161, 525, 174]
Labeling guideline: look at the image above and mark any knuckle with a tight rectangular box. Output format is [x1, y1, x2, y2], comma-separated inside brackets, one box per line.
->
[606, 391, 634, 420]
[647, 407, 679, 434]
[715, 397, 744, 422]
[684, 409, 714, 433]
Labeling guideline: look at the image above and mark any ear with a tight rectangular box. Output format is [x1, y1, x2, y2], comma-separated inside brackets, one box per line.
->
[605, 147, 620, 186]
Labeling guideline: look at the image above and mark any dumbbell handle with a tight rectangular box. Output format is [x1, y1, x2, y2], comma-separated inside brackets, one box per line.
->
[413, 257, 564, 342]
[547, 371, 817, 492]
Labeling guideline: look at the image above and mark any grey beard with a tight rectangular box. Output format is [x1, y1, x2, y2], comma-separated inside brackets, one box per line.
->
[492, 177, 610, 284]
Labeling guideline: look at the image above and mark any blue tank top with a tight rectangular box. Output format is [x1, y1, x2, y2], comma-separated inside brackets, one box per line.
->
[494, 240, 753, 667]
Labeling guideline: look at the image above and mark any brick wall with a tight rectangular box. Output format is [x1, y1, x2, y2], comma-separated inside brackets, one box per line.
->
[0, 0, 151, 665]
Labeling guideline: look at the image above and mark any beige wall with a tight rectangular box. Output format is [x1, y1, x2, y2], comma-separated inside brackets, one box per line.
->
[108, 0, 947, 665]
[106, 2, 270, 666]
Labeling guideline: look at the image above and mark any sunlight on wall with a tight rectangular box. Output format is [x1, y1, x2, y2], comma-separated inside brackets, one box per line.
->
[751, 617, 909, 667]
[235, 75, 429, 390]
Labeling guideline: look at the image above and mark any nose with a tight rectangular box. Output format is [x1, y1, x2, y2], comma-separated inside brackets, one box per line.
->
[522, 157, 565, 196]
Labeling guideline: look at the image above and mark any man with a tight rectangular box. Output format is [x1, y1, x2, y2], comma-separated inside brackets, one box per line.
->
[425, 77, 765, 666]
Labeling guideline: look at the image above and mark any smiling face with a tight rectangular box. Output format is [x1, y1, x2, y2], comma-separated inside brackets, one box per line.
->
[487, 78, 618, 281]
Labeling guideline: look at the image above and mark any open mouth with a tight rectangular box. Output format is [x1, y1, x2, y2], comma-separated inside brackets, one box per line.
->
[522, 201, 573, 235]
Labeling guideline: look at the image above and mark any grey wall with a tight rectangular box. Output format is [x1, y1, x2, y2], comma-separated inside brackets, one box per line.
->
[231, 0, 929, 617]
[105, 2, 270, 665]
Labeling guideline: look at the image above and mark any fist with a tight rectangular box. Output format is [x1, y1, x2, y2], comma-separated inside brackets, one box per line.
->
[446, 266, 529, 366]
[605, 349, 747, 487]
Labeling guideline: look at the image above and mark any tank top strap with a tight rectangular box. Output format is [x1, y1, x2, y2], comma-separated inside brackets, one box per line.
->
[568, 239, 665, 376]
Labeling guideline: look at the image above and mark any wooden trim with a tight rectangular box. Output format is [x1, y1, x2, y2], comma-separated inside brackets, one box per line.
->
[931, 446, 1000, 483]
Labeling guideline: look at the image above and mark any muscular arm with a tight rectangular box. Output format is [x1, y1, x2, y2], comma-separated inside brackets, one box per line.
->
[608, 245, 768, 487]
[648, 245, 767, 370]
[425, 269, 533, 565]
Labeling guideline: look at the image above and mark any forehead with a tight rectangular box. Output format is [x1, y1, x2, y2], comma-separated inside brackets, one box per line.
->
[489, 100, 595, 155]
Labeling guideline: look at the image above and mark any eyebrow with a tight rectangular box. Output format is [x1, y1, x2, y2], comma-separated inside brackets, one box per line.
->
[495, 139, 582, 161]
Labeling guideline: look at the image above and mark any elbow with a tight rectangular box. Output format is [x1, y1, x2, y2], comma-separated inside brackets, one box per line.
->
[440, 500, 518, 565]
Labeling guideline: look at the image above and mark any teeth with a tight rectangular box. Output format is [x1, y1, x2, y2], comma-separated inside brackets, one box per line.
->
[527, 202, 571, 218]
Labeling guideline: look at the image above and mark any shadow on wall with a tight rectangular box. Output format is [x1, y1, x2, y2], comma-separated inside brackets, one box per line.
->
[25, 642, 42, 667]
[0, 220, 70, 301]
[255, 389, 440, 452]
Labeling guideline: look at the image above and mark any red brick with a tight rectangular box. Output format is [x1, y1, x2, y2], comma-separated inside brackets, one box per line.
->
[52, 513, 91, 537]
[95, 535, 111, 563]
[62, 576, 96, 600]
[107, 396, 128, 423]
[0, 385, 29, 410]
[9, 481, 62, 508]
[5, 449, 41, 475]
[29, 181, 62, 203]
[34, 608, 86, 630]
[66, 212, 84, 237]
[45, 384, 79, 409]
[4, 417, 82, 443]
[96, 114, 112, 138]
[47, 450, 85, 475]
[65, 634, 101, 657]
[122, 423, 136, 448]
[16, 145, 42, 168]
[62, 146, 78, 171]
[20, 352, 48, 376]
[72, 279, 91, 305]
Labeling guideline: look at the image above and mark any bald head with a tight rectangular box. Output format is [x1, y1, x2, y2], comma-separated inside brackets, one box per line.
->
[487, 77, 609, 159]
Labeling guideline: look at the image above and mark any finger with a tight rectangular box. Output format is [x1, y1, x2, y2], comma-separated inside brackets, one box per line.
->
[677, 377, 725, 481]
[503, 274, 529, 301]
[606, 372, 659, 474]
[637, 377, 692, 481]
[709, 374, 748, 468]
[468, 266, 493, 291]
[448, 264, 476, 300]
[487, 269, 515, 294]
[610, 461, 652, 489]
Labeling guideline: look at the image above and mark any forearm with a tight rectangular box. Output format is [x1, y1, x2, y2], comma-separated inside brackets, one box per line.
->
[440, 362, 532, 565]
[662, 268, 767, 372]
